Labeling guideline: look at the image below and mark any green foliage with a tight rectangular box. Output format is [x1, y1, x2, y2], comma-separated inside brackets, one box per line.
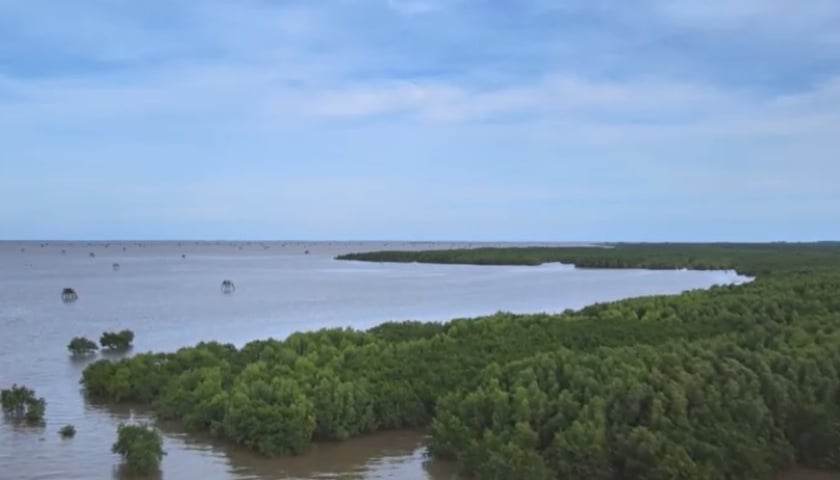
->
[336, 243, 840, 277]
[1, 384, 46, 422]
[100, 329, 134, 351]
[68, 336, 99, 356]
[111, 423, 165, 474]
[59, 424, 76, 438]
[80, 243, 840, 478]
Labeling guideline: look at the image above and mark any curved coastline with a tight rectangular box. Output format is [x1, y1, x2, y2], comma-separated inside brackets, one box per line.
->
[78, 243, 840, 479]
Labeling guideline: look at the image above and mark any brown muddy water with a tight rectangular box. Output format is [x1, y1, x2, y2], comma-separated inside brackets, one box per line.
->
[0, 240, 763, 479]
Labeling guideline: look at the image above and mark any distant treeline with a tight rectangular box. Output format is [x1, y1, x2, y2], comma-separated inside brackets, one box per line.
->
[81, 243, 840, 479]
[335, 243, 840, 276]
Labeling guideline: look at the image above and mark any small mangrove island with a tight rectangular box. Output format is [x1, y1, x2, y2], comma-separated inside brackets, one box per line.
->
[99, 330, 134, 351]
[80, 243, 840, 479]
[1, 384, 46, 423]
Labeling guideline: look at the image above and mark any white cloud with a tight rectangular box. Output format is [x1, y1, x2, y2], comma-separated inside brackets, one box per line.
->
[309, 83, 460, 117]
[306, 74, 743, 125]
[2, 0, 839, 240]
[3, 63, 839, 149]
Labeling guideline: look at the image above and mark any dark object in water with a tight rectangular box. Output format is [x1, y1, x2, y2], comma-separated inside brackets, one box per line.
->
[61, 288, 78, 303]
[61, 249, 66, 255]
[181, 254, 186, 259]
[112, 263, 120, 271]
[221, 280, 236, 294]
[305, 249, 310, 255]
[89, 252, 95, 258]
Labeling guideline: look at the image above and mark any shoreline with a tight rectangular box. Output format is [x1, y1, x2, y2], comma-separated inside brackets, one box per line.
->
[73, 243, 840, 479]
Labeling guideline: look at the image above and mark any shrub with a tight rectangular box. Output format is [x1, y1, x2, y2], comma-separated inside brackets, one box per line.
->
[100, 330, 135, 351]
[59, 424, 76, 438]
[1, 384, 46, 422]
[68, 336, 99, 356]
[111, 423, 165, 474]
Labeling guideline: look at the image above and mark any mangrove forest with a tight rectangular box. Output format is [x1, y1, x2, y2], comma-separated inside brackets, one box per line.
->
[80, 243, 840, 479]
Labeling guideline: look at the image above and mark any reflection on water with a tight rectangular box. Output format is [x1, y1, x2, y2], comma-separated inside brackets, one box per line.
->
[112, 465, 163, 480]
[219, 430, 456, 480]
[1, 241, 749, 480]
[89, 401, 460, 480]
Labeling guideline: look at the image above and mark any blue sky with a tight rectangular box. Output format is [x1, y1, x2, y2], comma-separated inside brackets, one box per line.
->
[1, 0, 839, 241]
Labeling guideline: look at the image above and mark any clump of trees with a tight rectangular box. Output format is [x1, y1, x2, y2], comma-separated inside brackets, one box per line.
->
[111, 423, 165, 474]
[68, 336, 99, 356]
[79, 244, 840, 478]
[100, 330, 134, 351]
[59, 424, 76, 438]
[1, 384, 46, 422]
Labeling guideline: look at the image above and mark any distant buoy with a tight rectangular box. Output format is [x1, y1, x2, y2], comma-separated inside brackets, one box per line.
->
[61, 249, 66, 255]
[61, 288, 78, 303]
[112, 263, 120, 271]
[89, 252, 95, 258]
[221, 280, 236, 294]
[304, 249, 310, 255]
[181, 254, 186, 259]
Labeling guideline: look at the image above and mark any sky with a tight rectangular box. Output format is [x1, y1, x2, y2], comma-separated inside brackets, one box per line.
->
[1, 0, 839, 241]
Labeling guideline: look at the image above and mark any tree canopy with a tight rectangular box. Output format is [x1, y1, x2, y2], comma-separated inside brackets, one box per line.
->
[68, 336, 99, 356]
[111, 423, 165, 474]
[1, 384, 46, 423]
[100, 330, 134, 351]
[81, 243, 840, 478]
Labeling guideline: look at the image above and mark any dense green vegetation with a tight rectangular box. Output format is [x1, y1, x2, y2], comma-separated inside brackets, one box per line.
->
[1, 384, 46, 422]
[59, 424, 76, 438]
[336, 243, 840, 276]
[100, 330, 134, 351]
[68, 336, 99, 356]
[112, 423, 165, 474]
[81, 243, 840, 478]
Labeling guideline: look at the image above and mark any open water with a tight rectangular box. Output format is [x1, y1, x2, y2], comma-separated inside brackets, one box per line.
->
[0, 241, 753, 480]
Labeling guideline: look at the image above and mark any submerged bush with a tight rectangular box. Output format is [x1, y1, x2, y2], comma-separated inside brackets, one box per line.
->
[1, 384, 46, 422]
[68, 336, 99, 356]
[100, 330, 134, 351]
[59, 424, 76, 438]
[111, 423, 165, 474]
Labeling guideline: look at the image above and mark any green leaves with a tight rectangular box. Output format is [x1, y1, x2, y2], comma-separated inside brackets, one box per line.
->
[223, 376, 315, 455]
[1, 384, 46, 423]
[112, 423, 165, 474]
[76, 243, 840, 477]
[67, 336, 98, 356]
[99, 329, 134, 351]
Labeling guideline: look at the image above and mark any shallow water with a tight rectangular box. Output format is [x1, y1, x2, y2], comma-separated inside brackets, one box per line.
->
[0, 241, 750, 480]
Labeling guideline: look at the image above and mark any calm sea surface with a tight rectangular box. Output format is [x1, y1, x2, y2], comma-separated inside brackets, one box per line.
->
[0, 241, 752, 480]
